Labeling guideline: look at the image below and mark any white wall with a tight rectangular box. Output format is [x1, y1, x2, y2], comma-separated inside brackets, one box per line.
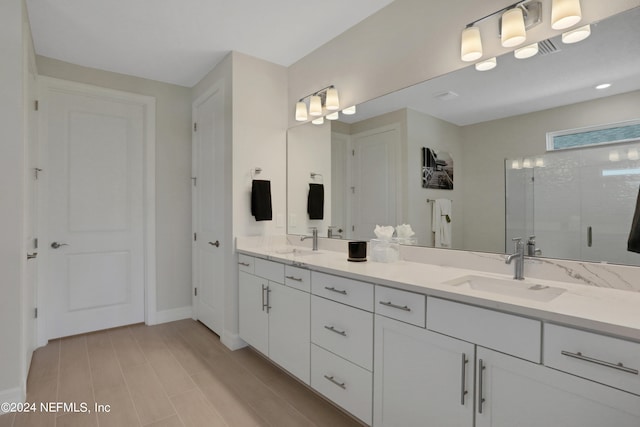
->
[0, 0, 27, 406]
[36, 56, 194, 313]
[406, 109, 463, 248]
[287, 122, 332, 237]
[461, 90, 640, 253]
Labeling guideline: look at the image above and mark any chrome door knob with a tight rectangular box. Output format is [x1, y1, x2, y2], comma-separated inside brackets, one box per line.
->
[51, 242, 69, 249]
[208, 240, 220, 247]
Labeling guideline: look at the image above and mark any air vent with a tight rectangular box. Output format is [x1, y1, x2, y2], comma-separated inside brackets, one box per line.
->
[538, 39, 560, 56]
[434, 91, 459, 101]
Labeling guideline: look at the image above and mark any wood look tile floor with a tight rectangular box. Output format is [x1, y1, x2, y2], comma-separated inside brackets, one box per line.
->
[2, 320, 364, 427]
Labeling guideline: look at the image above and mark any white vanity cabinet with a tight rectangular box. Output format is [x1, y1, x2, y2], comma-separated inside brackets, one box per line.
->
[238, 257, 310, 384]
[374, 315, 474, 427]
[310, 271, 374, 425]
[476, 346, 640, 427]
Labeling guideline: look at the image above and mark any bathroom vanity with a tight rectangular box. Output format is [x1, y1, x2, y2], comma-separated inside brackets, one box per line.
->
[236, 239, 640, 426]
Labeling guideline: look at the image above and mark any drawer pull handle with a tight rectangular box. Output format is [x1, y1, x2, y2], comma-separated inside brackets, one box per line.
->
[324, 325, 347, 337]
[286, 275, 303, 282]
[238, 262, 250, 267]
[379, 301, 411, 312]
[460, 353, 468, 405]
[478, 359, 486, 414]
[324, 286, 347, 295]
[561, 350, 639, 375]
[324, 375, 346, 390]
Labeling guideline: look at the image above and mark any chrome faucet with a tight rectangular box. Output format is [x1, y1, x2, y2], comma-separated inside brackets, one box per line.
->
[505, 237, 525, 280]
[300, 227, 318, 251]
[526, 235, 542, 256]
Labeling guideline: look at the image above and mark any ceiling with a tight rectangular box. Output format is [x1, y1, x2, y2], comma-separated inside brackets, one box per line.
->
[339, 6, 640, 126]
[26, 0, 393, 87]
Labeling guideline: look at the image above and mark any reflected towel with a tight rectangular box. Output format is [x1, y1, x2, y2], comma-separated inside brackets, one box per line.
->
[628, 186, 640, 253]
[307, 183, 324, 220]
[432, 199, 452, 248]
[251, 180, 272, 221]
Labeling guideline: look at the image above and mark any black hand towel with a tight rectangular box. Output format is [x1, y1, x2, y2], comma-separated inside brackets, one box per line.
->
[628, 186, 640, 253]
[307, 183, 324, 220]
[251, 180, 272, 221]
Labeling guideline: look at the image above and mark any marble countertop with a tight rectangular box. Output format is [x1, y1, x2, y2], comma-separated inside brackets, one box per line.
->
[236, 241, 640, 343]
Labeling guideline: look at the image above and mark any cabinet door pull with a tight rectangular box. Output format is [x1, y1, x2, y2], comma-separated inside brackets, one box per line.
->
[286, 275, 303, 282]
[478, 359, 486, 414]
[460, 353, 468, 405]
[379, 301, 411, 312]
[561, 350, 638, 375]
[324, 325, 347, 337]
[324, 286, 347, 295]
[324, 375, 346, 389]
[261, 284, 267, 312]
[238, 262, 250, 267]
[265, 286, 272, 313]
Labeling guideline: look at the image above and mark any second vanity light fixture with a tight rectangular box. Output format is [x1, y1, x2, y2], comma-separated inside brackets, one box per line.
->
[295, 85, 357, 124]
[461, 0, 589, 71]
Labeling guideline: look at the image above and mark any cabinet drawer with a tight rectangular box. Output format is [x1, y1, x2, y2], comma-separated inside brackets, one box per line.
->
[427, 297, 541, 363]
[311, 296, 373, 371]
[544, 324, 640, 395]
[311, 344, 372, 425]
[375, 286, 426, 327]
[311, 271, 373, 311]
[238, 254, 254, 273]
[254, 258, 284, 283]
[284, 265, 311, 293]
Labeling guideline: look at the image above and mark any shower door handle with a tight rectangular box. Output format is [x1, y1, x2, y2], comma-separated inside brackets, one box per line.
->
[587, 226, 593, 247]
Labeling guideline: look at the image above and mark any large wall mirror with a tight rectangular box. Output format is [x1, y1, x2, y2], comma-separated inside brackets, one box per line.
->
[287, 7, 640, 265]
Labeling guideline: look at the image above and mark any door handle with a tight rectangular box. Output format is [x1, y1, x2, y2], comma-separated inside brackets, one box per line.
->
[209, 240, 220, 247]
[27, 253, 38, 260]
[51, 242, 69, 249]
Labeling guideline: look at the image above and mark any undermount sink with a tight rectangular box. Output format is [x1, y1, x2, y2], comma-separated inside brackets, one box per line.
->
[444, 275, 566, 302]
[272, 247, 321, 256]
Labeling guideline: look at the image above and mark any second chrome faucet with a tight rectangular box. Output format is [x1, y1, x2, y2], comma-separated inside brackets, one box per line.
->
[505, 237, 525, 280]
[300, 227, 319, 251]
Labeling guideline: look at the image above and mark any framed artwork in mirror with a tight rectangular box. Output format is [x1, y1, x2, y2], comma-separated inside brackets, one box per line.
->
[422, 147, 454, 189]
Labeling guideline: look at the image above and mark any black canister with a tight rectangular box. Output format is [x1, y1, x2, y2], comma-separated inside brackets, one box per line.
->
[348, 241, 367, 262]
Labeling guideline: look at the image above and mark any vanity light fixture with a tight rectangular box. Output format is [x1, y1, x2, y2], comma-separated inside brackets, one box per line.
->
[523, 158, 533, 168]
[326, 111, 340, 120]
[628, 148, 639, 161]
[311, 117, 324, 125]
[294, 85, 340, 122]
[535, 157, 545, 167]
[475, 57, 497, 71]
[609, 150, 620, 162]
[561, 24, 591, 44]
[514, 42, 539, 59]
[551, 0, 582, 30]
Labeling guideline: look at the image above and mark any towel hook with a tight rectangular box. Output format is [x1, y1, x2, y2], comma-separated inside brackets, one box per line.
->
[251, 167, 262, 179]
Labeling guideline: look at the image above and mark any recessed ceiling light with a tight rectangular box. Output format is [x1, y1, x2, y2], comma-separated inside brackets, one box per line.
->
[595, 83, 611, 90]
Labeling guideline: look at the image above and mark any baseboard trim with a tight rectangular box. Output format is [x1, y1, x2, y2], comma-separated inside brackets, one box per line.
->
[0, 387, 24, 414]
[151, 306, 193, 325]
[221, 330, 247, 351]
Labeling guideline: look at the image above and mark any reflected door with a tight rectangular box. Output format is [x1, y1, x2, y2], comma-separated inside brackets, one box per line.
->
[43, 84, 145, 339]
[350, 126, 399, 240]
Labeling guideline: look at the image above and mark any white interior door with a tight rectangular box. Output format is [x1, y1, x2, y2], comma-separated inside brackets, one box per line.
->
[192, 85, 225, 335]
[41, 81, 146, 339]
[350, 126, 399, 240]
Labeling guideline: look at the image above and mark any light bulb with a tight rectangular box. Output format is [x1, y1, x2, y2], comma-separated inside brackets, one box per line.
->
[514, 43, 539, 59]
[551, 0, 582, 30]
[475, 57, 497, 71]
[325, 87, 339, 111]
[295, 101, 307, 121]
[562, 24, 590, 44]
[309, 95, 322, 116]
[501, 8, 526, 48]
[461, 26, 483, 62]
